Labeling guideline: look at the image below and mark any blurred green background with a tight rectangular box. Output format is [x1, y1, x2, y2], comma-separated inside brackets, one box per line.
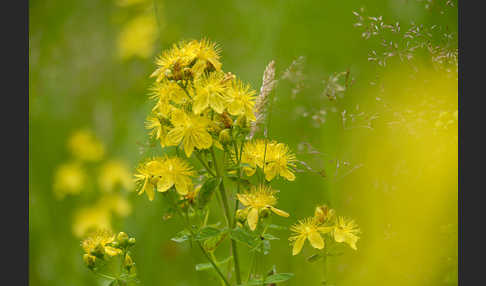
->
[29, 0, 457, 285]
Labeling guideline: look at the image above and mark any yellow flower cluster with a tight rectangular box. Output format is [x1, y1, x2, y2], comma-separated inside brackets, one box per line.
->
[236, 185, 289, 231]
[289, 205, 360, 255]
[134, 156, 195, 200]
[144, 39, 257, 157]
[238, 139, 297, 181]
[82, 230, 136, 270]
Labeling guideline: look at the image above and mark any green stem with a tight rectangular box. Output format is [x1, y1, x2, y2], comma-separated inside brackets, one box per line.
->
[210, 147, 242, 285]
[195, 152, 216, 177]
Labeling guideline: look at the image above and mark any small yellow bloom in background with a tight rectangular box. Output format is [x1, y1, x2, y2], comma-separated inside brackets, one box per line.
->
[333, 216, 360, 250]
[239, 140, 297, 181]
[99, 194, 132, 217]
[98, 160, 134, 192]
[166, 109, 213, 157]
[53, 162, 86, 199]
[117, 14, 158, 60]
[237, 185, 289, 231]
[116, 0, 148, 7]
[226, 78, 257, 122]
[192, 72, 229, 114]
[68, 129, 105, 162]
[289, 217, 333, 256]
[73, 205, 112, 238]
[81, 229, 122, 257]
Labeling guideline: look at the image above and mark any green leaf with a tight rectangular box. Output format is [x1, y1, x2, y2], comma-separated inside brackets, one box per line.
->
[195, 256, 232, 271]
[195, 226, 221, 241]
[268, 224, 287, 231]
[306, 253, 323, 263]
[171, 229, 191, 243]
[264, 273, 295, 284]
[262, 233, 280, 240]
[238, 273, 295, 286]
[230, 227, 259, 248]
[197, 177, 222, 209]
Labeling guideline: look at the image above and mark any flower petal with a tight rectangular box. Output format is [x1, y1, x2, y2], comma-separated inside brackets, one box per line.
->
[308, 231, 324, 250]
[292, 236, 306, 256]
[247, 208, 259, 231]
[270, 206, 290, 217]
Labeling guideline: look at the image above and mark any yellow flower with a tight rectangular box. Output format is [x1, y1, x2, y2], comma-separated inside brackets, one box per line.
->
[73, 206, 112, 238]
[81, 229, 122, 257]
[289, 217, 333, 255]
[145, 115, 171, 147]
[134, 156, 195, 200]
[150, 41, 198, 82]
[156, 156, 195, 195]
[238, 140, 297, 181]
[98, 160, 134, 192]
[117, 13, 157, 60]
[134, 158, 164, 201]
[187, 39, 222, 77]
[226, 79, 256, 121]
[166, 109, 213, 157]
[333, 216, 360, 250]
[149, 80, 188, 117]
[191, 72, 229, 114]
[53, 162, 86, 199]
[237, 185, 289, 231]
[67, 129, 105, 162]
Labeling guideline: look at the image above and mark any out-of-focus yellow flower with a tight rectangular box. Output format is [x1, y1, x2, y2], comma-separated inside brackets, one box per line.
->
[238, 140, 297, 181]
[237, 185, 289, 231]
[333, 216, 360, 250]
[53, 162, 86, 199]
[116, 0, 148, 7]
[68, 130, 105, 162]
[99, 194, 132, 217]
[81, 229, 122, 257]
[226, 78, 256, 121]
[166, 109, 213, 157]
[73, 206, 112, 238]
[98, 160, 134, 192]
[191, 72, 229, 114]
[117, 14, 157, 60]
[289, 217, 333, 255]
[150, 39, 221, 82]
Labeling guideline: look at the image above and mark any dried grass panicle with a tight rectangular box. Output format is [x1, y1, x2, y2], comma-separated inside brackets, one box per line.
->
[248, 60, 277, 139]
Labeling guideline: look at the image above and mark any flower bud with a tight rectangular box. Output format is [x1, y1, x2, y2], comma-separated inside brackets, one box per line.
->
[218, 129, 232, 144]
[314, 205, 335, 223]
[128, 237, 136, 246]
[117, 232, 129, 244]
[124, 254, 134, 272]
[221, 112, 233, 128]
[235, 208, 248, 223]
[83, 254, 96, 269]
